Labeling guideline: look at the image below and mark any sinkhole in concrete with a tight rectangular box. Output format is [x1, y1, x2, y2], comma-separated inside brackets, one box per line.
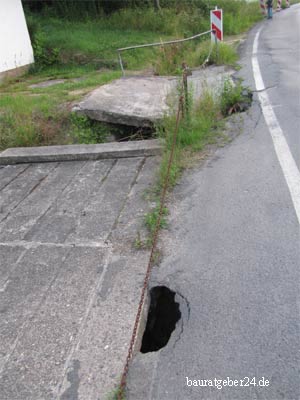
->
[141, 286, 181, 353]
[86, 119, 155, 142]
[112, 124, 155, 142]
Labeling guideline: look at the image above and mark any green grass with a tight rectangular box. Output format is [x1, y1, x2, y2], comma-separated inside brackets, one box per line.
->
[27, 15, 171, 72]
[0, 0, 263, 151]
[145, 204, 168, 235]
[220, 78, 252, 116]
[119, 1, 261, 36]
[106, 386, 125, 400]
[25, 1, 262, 73]
[0, 70, 120, 150]
[158, 89, 222, 184]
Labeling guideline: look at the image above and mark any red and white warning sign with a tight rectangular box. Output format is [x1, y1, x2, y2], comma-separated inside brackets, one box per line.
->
[210, 7, 223, 42]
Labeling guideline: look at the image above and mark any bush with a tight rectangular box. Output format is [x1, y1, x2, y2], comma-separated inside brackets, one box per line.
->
[26, 13, 60, 68]
[32, 31, 60, 67]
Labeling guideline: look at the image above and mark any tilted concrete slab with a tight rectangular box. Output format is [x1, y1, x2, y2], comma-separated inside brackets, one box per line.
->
[0, 155, 160, 399]
[73, 66, 234, 127]
[73, 75, 175, 127]
[0, 139, 162, 165]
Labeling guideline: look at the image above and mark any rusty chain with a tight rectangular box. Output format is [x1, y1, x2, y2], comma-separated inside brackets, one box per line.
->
[117, 73, 187, 400]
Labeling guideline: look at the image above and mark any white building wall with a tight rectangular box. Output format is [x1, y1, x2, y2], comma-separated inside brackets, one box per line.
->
[0, 0, 34, 73]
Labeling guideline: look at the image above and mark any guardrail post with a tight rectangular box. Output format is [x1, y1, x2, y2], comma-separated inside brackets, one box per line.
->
[182, 62, 191, 118]
[214, 30, 219, 63]
[118, 51, 125, 76]
[260, 0, 267, 15]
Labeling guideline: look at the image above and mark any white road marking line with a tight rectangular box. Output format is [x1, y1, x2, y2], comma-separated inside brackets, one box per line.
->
[252, 29, 300, 224]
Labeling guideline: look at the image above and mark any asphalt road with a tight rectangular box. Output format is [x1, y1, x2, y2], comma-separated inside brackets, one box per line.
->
[128, 6, 300, 400]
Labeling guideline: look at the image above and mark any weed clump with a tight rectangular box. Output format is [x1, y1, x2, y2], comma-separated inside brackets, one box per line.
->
[145, 204, 168, 236]
[220, 79, 253, 116]
[70, 114, 109, 144]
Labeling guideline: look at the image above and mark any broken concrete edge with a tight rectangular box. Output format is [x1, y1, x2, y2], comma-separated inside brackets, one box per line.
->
[0, 139, 163, 165]
[72, 66, 235, 128]
[73, 107, 162, 128]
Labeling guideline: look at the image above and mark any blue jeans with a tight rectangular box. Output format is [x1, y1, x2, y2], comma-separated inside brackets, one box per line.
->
[267, 6, 273, 18]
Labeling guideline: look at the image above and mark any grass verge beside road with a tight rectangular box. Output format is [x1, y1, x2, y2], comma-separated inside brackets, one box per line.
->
[1, 0, 262, 151]
[0, 71, 120, 149]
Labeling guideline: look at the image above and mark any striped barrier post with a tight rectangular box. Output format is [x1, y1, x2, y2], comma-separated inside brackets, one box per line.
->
[277, 0, 290, 11]
[277, 0, 282, 11]
[260, 0, 267, 15]
[210, 6, 223, 42]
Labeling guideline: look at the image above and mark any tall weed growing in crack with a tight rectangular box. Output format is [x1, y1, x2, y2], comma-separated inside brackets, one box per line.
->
[220, 78, 252, 116]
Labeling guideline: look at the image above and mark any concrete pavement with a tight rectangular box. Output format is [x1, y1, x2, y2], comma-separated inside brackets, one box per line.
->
[128, 6, 300, 400]
[0, 155, 159, 399]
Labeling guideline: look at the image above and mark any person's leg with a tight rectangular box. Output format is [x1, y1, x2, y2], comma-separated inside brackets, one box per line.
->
[277, 0, 282, 11]
[267, 6, 271, 18]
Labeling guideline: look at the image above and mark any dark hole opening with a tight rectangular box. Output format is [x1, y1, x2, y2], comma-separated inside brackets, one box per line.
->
[112, 123, 155, 142]
[141, 286, 181, 353]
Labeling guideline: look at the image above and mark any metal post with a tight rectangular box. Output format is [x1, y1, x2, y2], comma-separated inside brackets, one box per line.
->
[183, 70, 188, 118]
[182, 63, 191, 118]
[214, 30, 219, 63]
[118, 51, 125, 76]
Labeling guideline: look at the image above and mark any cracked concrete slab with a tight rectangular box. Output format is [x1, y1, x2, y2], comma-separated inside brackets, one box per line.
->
[73, 66, 234, 127]
[0, 155, 160, 399]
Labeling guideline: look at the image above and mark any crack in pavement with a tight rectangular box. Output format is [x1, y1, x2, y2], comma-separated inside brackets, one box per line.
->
[252, 84, 278, 93]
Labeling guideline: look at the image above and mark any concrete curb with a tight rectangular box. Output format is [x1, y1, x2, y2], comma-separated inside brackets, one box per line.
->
[0, 139, 162, 165]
